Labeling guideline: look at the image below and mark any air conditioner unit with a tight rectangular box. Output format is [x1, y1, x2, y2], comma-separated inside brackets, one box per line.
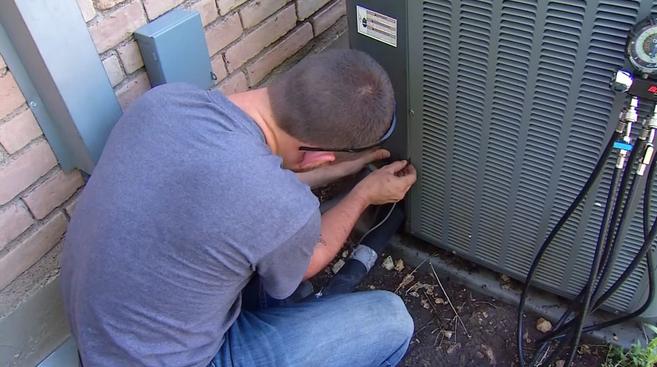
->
[347, 0, 657, 318]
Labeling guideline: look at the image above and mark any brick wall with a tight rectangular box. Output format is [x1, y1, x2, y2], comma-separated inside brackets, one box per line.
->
[0, 0, 346, 293]
[86, 0, 347, 109]
[0, 62, 83, 291]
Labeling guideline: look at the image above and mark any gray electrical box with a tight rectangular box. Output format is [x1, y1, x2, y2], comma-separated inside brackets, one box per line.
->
[135, 9, 213, 89]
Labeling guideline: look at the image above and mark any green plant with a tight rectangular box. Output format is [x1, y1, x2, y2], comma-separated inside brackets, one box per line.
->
[603, 324, 657, 367]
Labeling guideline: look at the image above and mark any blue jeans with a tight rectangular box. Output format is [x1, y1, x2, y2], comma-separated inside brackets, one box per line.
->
[210, 285, 414, 367]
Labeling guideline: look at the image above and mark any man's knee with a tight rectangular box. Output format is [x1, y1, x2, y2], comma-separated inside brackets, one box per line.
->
[367, 290, 414, 341]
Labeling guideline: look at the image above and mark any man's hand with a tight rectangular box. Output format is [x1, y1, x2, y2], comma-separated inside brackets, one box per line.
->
[328, 149, 391, 178]
[353, 160, 417, 205]
[303, 159, 416, 279]
[297, 149, 391, 188]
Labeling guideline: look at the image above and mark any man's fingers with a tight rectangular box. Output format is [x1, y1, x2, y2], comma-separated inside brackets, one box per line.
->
[360, 148, 390, 163]
[382, 160, 408, 173]
[399, 165, 417, 186]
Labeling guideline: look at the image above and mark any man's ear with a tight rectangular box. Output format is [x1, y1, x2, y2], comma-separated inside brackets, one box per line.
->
[298, 151, 336, 170]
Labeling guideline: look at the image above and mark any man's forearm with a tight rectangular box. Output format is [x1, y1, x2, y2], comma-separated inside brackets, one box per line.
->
[296, 168, 334, 189]
[304, 189, 370, 279]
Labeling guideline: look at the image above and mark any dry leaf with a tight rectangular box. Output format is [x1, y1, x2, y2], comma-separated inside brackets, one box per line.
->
[480, 344, 496, 365]
[394, 259, 405, 272]
[382, 256, 395, 270]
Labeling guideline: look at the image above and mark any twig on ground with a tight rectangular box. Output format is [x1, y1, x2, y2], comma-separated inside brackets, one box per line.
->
[473, 300, 497, 308]
[435, 331, 445, 348]
[430, 261, 472, 339]
[395, 257, 429, 293]
[412, 319, 435, 339]
[419, 288, 441, 316]
[534, 344, 551, 366]
[404, 281, 418, 296]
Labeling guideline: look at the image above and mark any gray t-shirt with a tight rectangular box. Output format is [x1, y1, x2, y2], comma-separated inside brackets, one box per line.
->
[60, 83, 320, 367]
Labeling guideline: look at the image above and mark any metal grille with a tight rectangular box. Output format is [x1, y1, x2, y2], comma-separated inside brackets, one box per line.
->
[412, 0, 656, 313]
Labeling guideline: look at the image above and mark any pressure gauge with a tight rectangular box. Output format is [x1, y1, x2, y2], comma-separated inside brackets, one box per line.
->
[627, 16, 657, 77]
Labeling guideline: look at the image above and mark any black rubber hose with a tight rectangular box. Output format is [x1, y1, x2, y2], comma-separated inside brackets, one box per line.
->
[537, 138, 644, 347]
[531, 164, 623, 367]
[565, 151, 640, 366]
[591, 150, 657, 311]
[321, 204, 405, 296]
[517, 132, 620, 367]
[564, 139, 647, 366]
[593, 139, 646, 301]
[542, 147, 657, 342]
[592, 202, 657, 310]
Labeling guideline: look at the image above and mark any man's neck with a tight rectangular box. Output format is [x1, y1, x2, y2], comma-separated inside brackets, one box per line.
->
[228, 88, 281, 154]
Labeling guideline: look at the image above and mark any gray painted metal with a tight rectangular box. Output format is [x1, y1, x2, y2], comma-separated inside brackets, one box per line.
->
[0, 0, 122, 173]
[37, 338, 80, 367]
[350, 0, 657, 317]
[135, 9, 213, 89]
[406, 0, 657, 317]
[346, 0, 409, 163]
[0, 277, 70, 367]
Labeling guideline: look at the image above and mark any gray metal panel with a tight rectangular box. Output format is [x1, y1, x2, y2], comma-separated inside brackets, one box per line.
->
[346, 0, 409, 162]
[0, 0, 122, 173]
[37, 338, 80, 367]
[403, 0, 657, 316]
[135, 9, 213, 89]
[0, 277, 70, 367]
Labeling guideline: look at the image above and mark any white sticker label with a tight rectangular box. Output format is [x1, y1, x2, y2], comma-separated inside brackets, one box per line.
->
[356, 5, 397, 48]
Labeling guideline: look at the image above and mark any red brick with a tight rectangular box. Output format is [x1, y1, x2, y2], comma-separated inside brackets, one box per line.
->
[0, 212, 67, 290]
[23, 169, 84, 220]
[94, 0, 126, 10]
[76, 0, 96, 22]
[205, 13, 242, 56]
[240, 0, 286, 29]
[117, 72, 151, 110]
[297, 0, 330, 20]
[89, 1, 147, 53]
[117, 40, 144, 74]
[0, 109, 43, 154]
[190, 0, 219, 26]
[225, 5, 296, 72]
[0, 73, 26, 120]
[0, 202, 33, 251]
[246, 23, 312, 85]
[218, 72, 248, 95]
[102, 54, 124, 87]
[211, 55, 228, 82]
[218, 0, 247, 15]
[143, 0, 184, 20]
[0, 140, 57, 205]
[310, 0, 344, 35]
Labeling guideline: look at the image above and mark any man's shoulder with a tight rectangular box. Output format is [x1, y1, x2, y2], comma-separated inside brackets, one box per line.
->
[146, 82, 203, 97]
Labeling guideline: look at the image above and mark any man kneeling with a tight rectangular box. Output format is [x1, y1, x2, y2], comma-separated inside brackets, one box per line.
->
[61, 49, 417, 367]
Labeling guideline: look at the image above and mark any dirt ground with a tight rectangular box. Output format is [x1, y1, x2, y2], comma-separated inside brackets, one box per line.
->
[313, 250, 608, 366]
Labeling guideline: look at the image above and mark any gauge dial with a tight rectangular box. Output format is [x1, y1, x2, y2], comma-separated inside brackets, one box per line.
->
[628, 17, 657, 76]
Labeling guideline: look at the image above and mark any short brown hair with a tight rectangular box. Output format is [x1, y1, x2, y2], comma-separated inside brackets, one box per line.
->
[268, 49, 395, 148]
